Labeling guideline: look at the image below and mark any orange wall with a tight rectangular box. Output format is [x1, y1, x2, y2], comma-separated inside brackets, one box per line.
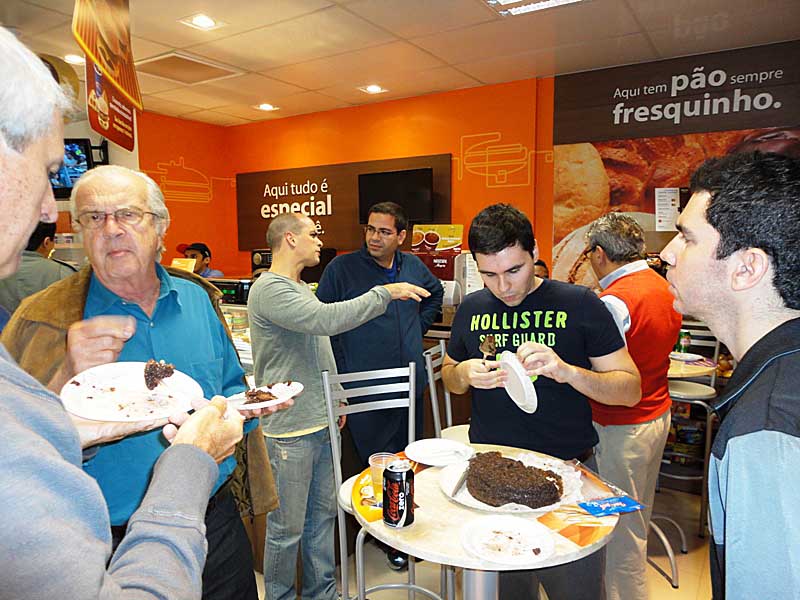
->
[138, 78, 556, 276]
[137, 113, 242, 274]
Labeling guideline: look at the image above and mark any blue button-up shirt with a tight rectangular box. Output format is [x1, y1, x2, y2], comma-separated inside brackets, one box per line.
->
[82, 264, 250, 525]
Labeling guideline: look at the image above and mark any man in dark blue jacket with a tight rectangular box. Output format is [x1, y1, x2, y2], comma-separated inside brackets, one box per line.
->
[318, 202, 443, 463]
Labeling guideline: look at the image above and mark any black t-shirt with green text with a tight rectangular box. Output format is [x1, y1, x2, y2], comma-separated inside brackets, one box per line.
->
[448, 279, 624, 459]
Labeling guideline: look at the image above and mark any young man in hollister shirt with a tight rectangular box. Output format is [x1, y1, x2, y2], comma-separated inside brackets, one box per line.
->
[442, 203, 641, 600]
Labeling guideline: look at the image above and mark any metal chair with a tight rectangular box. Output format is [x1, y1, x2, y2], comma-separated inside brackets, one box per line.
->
[322, 363, 442, 600]
[661, 319, 720, 537]
[423, 340, 469, 444]
[648, 515, 688, 588]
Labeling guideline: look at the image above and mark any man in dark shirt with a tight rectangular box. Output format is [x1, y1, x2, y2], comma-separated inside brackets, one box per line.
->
[442, 203, 640, 600]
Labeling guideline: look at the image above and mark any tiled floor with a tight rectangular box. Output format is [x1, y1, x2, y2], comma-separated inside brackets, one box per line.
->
[256, 488, 710, 600]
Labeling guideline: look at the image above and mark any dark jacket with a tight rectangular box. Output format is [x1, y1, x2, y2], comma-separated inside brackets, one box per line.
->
[317, 247, 443, 460]
[707, 317, 800, 599]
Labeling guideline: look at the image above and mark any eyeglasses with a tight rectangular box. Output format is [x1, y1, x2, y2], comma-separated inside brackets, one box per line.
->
[582, 246, 596, 257]
[365, 225, 396, 238]
[75, 208, 160, 229]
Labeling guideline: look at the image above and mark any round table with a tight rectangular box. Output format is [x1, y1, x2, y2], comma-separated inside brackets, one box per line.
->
[668, 358, 716, 379]
[349, 443, 619, 600]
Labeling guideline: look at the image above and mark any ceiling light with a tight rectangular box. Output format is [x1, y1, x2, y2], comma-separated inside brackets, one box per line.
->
[255, 103, 279, 112]
[487, 0, 585, 15]
[179, 13, 226, 31]
[64, 54, 85, 65]
[359, 84, 387, 95]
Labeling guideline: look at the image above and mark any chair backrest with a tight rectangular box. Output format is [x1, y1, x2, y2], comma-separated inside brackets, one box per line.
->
[681, 319, 721, 387]
[322, 363, 415, 490]
[423, 340, 452, 437]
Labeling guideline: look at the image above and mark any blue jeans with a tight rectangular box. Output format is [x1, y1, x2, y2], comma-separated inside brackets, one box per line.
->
[264, 428, 337, 600]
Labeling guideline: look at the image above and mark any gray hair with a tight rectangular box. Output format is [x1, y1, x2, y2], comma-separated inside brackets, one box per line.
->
[70, 165, 171, 236]
[0, 27, 72, 152]
[585, 213, 646, 263]
[267, 213, 305, 250]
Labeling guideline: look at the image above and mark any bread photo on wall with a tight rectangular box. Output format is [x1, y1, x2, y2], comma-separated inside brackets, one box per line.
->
[553, 143, 610, 243]
[551, 128, 769, 288]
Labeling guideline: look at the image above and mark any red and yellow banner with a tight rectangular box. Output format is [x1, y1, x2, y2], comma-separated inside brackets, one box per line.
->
[85, 56, 136, 151]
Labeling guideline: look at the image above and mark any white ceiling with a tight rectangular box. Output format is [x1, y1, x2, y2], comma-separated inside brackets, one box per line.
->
[3, 0, 799, 126]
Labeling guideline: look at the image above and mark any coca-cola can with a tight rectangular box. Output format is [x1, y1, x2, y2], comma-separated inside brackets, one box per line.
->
[383, 459, 414, 528]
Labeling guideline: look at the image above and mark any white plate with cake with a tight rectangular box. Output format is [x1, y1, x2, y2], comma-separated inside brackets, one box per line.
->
[227, 380, 304, 411]
[461, 515, 556, 566]
[60, 360, 202, 422]
[440, 451, 583, 514]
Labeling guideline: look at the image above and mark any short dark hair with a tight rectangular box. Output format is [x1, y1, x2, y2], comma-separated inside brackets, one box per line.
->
[468, 204, 535, 258]
[585, 213, 646, 263]
[26, 221, 56, 251]
[691, 151, 800, 309]
[367, 202, 408, 233]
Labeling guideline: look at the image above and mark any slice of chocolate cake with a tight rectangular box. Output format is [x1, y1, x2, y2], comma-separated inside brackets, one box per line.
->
[244, 389, 277, 405]
[466, 451, 563, 510]
[144, 359, 175, 390]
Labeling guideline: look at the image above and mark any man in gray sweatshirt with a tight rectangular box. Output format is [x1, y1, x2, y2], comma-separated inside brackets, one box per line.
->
[248, 212, 428, 600]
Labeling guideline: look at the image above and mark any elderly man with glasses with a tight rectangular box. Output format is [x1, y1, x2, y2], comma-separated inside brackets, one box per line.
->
[1, 164, 281, 600]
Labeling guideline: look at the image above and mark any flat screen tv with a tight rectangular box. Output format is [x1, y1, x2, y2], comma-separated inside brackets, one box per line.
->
[50, 138, 93, 199]
[358, 167, 434, 224]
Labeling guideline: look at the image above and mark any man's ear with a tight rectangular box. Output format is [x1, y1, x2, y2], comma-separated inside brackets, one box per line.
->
[397, 229, 407, 246]
[533, 241, 539, 262]
[730, 247, 771, 292]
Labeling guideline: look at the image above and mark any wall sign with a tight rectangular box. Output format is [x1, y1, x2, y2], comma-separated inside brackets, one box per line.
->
[236, 154, 451, 251]
[554, 41, 800, 144]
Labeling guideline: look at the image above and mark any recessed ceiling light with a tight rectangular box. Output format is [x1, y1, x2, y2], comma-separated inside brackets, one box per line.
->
[255, 103, 279, 112]
[359, 84, 387, 95]
[64, 54, 85, 65]
[487, 0, 585, 15]
[178, 13, 227, 31]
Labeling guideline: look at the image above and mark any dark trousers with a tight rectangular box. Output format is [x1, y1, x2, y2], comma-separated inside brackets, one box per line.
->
[112, 485, 258, 600]
[499, 549, 606, 600]
[499, 454, 606, 600]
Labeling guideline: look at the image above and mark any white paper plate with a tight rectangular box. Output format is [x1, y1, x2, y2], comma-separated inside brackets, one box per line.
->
[227, 380, 304, 411]
[670, 352, 704, 362]
[462, 515, 555, 566]
[60, 361, 202, 422]
[439, 453, 584, 513]
[404, 438, 475, 467]
[499, 351, 538, 413]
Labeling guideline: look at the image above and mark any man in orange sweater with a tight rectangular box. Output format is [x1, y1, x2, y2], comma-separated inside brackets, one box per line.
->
[586, 213, 682, 600]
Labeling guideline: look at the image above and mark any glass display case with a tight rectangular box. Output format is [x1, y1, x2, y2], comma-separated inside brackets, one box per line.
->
[221, 304, 252, 374]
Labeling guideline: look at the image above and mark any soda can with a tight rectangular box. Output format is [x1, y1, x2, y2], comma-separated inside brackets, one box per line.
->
[677, 329, 691, 353]
[383, 459, 414, 528]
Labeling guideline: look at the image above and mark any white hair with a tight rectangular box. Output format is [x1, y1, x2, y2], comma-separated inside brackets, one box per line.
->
[71, 165, 171, 236]
[0, 27, 72, 152]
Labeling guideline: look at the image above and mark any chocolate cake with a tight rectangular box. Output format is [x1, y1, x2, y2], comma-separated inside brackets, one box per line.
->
[466, 452, 563, 510]
[244, 389, 277, 405]
[144, 359, 175, 390]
